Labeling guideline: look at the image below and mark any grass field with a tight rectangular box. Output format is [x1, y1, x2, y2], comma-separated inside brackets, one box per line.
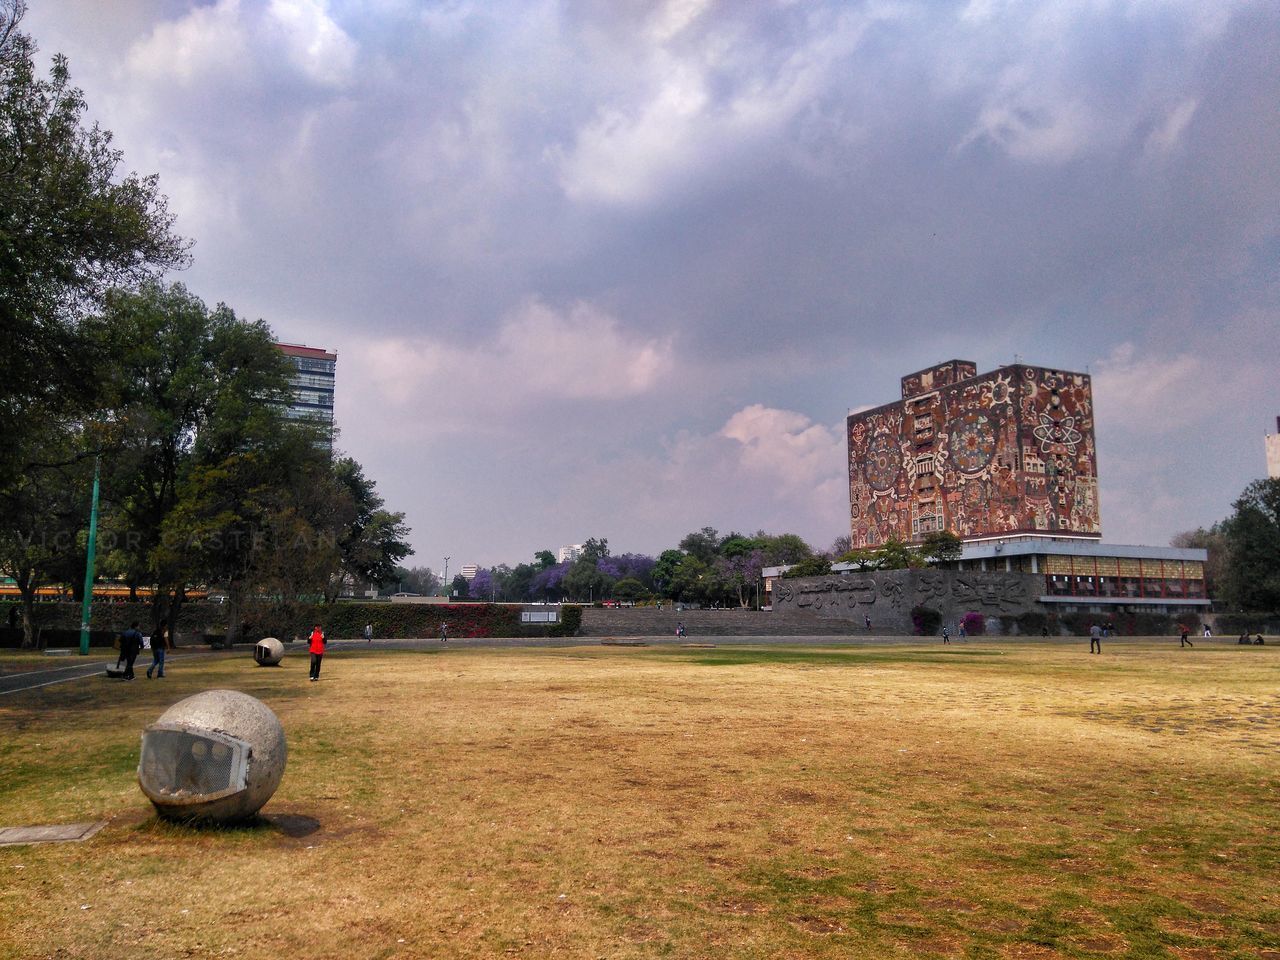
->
[1, 641, 1277, 959]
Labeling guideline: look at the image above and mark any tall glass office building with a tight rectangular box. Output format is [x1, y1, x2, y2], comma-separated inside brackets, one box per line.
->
[275, 342, 336, 444]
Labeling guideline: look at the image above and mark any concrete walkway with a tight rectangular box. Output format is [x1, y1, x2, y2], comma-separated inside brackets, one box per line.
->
[0, 648, 224, 696]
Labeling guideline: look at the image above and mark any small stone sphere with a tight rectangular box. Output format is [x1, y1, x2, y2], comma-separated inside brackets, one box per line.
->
[139, 689, 287, 824]
[254, 637, 285, 666]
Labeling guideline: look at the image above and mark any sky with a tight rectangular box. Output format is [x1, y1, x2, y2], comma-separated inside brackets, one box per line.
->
[24, 0, 1280, 570]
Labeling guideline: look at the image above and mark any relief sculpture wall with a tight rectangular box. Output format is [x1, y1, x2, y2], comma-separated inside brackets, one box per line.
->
[771, 569, 1041, 634]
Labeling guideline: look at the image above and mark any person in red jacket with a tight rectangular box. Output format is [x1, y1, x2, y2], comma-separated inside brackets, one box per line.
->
[308, 624, 325, 681]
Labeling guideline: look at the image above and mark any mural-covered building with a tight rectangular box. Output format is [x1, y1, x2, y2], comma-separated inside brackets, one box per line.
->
[848, 360, 1101, 548]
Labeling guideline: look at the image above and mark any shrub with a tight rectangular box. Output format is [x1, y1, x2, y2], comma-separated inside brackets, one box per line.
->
[1014, 611, 1049, 636]
[910, 605, 941, 636]
[960, 611, 985, 636]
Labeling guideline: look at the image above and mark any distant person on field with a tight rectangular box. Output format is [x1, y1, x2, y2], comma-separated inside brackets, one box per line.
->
[440, 622, 448, 643]
[1041, 625, 1049, 638]
[941, 625, 950, 645]
[864, 614, 872, 631]
[146, 618, 170, 679]
[119, 621, 144, 680]
[1089, 622, 1101, 655]
[958, 622, 967, 640]
[1256, 634, 1265, 645]
[1203, 624, 1212, 638]
[1179, 624, 1193, 648]
[308, 624, 325, 681]
[364, 622, 373, 644]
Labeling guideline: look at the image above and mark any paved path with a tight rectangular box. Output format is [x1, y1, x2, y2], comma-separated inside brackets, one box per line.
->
[0, 649, 224, 697]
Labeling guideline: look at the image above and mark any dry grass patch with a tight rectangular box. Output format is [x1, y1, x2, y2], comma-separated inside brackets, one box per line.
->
[0, 641, 1278, 959]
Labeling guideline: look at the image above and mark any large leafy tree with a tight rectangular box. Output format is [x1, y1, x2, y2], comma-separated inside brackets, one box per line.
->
[0, 3, 187, 493]
[1219, 478, 1280, 613]
[1170, 525, 1228, 599]
[89, 283, 299, 628]
[0, 426, 95, 647]
[330, 457, 412, 600]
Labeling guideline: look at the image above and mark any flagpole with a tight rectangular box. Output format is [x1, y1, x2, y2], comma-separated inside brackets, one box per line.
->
[79, 459, 100, 655]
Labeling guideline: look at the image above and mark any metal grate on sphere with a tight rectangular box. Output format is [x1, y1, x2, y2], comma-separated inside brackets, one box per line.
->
[139, 728, 249, 800]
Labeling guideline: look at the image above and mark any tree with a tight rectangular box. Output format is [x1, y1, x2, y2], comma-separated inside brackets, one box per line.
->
[469, 568, 495, 601]
[920, 530, 963, 565]
[782, 556, 832, 578]
[1171, 525, 1227, 598]
[534, 550, 556, 569]
[829, 534, 853, 558]
[678, 527, 721, 563]
[652, 549, 685, 598]
[450, 574, 469, 600]
[330, 457, 412, 600]
[0, 6, 187, 494]
[1219, 478, 1280, 612]
[0, 428, 94, 647]
[562, 558, 612, 602]
[612, 578, 648, 601]
[580, 538, 609, 564]
[668, 555, 711, 603]
[760, 533, 813, 565]
[90, 284, 303, 629]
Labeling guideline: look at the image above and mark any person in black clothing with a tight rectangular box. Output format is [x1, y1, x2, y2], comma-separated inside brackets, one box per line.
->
[1179, 624, 1193, 648]
[146, 619, 170, 678]
[119, 622, 144, 680]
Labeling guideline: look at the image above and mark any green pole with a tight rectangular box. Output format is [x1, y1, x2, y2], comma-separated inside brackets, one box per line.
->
[79, 459, 101, 655]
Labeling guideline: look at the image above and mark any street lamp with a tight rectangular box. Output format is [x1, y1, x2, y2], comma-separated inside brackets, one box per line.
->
[443, 556, 450, 595]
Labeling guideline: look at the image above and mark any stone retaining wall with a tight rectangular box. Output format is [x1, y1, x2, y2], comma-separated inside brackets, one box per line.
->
[771, 569, 1041, 635]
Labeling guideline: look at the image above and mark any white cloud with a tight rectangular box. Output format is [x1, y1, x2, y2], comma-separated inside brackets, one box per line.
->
[124, 0, 249, 86]
[720, 404, 846, 497]
[1143, 97, 1199, 159]
[553, 6, 889, 205]
[1091, 342, 1210, 431]
[346, 299, 676, 429]
[267, 0, 358, 88]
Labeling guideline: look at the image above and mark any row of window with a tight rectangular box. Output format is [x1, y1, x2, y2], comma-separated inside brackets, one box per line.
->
[1045, 575, 1205, 600]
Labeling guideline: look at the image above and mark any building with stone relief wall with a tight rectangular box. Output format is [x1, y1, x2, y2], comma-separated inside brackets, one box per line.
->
[848, 360, 1100, 548]
[828, 359, 1210, 623]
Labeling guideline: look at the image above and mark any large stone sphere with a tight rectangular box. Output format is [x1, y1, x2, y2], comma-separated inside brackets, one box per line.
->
[254, 637, 285, 666]
[138, 690, 287, 824]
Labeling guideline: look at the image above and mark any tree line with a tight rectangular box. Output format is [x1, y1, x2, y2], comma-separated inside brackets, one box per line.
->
[415, 528, 963, 607]
[0, 4, 411, 647]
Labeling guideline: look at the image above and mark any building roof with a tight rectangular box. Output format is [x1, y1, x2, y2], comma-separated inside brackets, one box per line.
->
[275, 342, 337, 361]
[958, 538, 1207, 563]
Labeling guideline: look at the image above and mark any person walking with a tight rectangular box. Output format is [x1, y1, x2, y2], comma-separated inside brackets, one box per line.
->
[119, 621, 144, 680]
[364, 622, 373, 645]
[942, 625, 950, 645]
[864, 614, 872, 631]
[1203, 624, 1212, 638]
[146, 618, 170, 678]
[1179, 624, 1193, 648]
[308, 624, 325, 681]
[1089, 622, 1101, 655]
[439, 622, 448, 643]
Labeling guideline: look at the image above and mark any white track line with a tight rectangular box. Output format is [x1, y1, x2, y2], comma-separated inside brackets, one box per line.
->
[0, 669, 109, 696]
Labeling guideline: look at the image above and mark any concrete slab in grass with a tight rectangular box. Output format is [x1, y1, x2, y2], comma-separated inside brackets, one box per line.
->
[0, 821, 106, 846]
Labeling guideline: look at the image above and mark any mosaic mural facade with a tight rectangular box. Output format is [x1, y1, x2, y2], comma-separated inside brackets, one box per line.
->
[848, 361, 1101, 548]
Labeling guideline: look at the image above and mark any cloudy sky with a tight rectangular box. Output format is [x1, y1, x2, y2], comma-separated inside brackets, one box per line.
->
[26, 0, 1280, 569]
